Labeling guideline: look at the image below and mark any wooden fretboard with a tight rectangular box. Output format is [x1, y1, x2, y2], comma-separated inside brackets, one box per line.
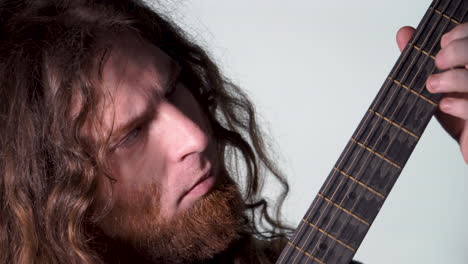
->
[277, 0, 468, 263]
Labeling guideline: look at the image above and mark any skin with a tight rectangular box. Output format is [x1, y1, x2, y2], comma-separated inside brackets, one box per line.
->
[89, 24, 468, 262]
[98, 25, 468, 228]
[96, 34, 219, 221]
[92, 33, 245, 263]
[101, 23, 468, 221]
[396, 24, 468, 164]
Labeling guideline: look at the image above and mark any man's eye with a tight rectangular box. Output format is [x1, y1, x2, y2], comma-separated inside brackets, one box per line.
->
[116, 125, 144, 150]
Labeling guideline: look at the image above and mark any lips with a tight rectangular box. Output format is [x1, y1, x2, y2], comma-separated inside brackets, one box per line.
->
[180, 167, 215, 202]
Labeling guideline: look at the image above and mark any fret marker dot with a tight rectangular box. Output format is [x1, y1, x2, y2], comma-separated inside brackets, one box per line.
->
[381, 134, 390, 144]
[318, 243, 327, 251]
[347, 192, 356, 200]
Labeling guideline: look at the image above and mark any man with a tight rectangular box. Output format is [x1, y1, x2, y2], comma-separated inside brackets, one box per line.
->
[0, 0, 466, 264]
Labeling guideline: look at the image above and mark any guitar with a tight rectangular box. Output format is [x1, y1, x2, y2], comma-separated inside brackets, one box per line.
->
[276, 0, 468, 263]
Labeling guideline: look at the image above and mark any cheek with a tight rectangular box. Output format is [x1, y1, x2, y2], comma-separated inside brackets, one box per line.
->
[110, 136, 168, 186]
[114, 182, 162, 215]
[98, 154, 168, 215]
[94, 144, 168, 212]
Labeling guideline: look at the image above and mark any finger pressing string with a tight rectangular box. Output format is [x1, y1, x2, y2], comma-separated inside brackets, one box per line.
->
[427, 68, 468, 93]
[441, 23, 468, 48]
[436, 37, 468, 69]
[439, 97, 468, 120]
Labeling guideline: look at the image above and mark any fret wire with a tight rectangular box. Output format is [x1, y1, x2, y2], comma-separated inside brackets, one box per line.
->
[433, 7, 461, 24]
[287, 242, 325, 264]
[333, 167, 386, 199]
[353, 0, 456, 227]
[338, 1, 454, 261]
[290, 2, 444, 262]
[388, 77, 438, 105]
[278, 1, 456, 263]
[413, 44, 436, 59]
[303, 0, 440, 248]
[301, 218, 357, 252]
[378, 1, 468, 170]
[296, 19, 427, 260]
[368, 0, 456, 177]
[376, 0, 463, 171]
[353, 1, 463, 259]
[312, 1, 451, 263]
[350, 0, 444, 178]
[286, 196, 327, 263]
[289, 241, 310, 263]
[317, 193, 370, 226]
[278, 2, 454, 256]
[284, 186, 323, 260]
[374, 0, 446, 120]
[351, 138, 402, 169]
[372, 3, 466, 237]
[368, 108, 420, 139]
[301, 141, 376, 263]
[314, 0, 449, 258]
[336, 0, 447, 234]
[317, 2, 457, 264]
[352, 2, 465, 247]
[283, 131, 367, 262]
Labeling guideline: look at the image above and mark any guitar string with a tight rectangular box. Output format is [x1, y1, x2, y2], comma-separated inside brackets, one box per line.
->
[378, 0, 468, 168]
[282, 2, 454, 262]
[314, 0, 463, 262]
[320, 1, 462, 260]
[350, 0, 464, 215]
[284, 0, 465, 262]
[375, 0, 468, 228]
[279, 1, 443, 263]
[316, 0, 460, 261]
[281, 0, 442, 262]
[308, 0, 454, 262]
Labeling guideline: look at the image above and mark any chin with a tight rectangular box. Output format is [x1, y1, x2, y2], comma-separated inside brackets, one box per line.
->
[99, 173, 247, 263]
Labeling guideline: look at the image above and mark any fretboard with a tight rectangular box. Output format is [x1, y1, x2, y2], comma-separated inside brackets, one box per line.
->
[277, 0, 468, 263]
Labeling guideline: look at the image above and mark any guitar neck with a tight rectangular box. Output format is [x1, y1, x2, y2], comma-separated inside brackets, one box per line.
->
[277, 0, 468, 263]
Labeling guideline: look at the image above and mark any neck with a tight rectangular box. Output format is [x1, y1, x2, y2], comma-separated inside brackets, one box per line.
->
[90, 228, 265, 264]
[90, 228, 151, 264]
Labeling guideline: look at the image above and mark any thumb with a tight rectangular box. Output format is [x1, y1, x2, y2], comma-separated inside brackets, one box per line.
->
[396, 26, 416, 52]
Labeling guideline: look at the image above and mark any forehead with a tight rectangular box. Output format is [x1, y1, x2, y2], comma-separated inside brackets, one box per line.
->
[97, 35, 177, 136]
[101, 36, 174, 96]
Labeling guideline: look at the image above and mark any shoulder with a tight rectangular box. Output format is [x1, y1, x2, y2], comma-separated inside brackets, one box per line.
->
[254, 236, 287, 262]
[255, 238, 364, 264]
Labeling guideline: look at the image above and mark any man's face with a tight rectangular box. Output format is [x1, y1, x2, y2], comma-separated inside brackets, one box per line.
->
[99, 36, 217, 219]
[93, 35, 244, 262]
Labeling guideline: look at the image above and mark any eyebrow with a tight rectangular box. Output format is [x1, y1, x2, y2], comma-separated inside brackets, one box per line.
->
[109, 101, 155, 150]
[109, 60, 181, 147]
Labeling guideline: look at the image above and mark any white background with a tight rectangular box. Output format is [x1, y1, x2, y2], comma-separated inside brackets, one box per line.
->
[149, 0, 468, 263]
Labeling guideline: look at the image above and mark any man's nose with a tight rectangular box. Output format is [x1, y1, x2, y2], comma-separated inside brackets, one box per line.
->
[157, 102, 209, 162]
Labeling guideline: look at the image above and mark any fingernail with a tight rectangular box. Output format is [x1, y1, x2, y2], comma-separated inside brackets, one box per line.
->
[428, 75, 440, 92]
[440, 98, 452, 112]
[440, 33, 448, 48]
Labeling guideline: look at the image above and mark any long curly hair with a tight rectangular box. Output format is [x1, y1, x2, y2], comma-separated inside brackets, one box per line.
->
[0, 0, 292, 263]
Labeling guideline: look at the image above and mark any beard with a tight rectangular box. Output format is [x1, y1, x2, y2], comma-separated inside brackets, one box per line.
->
[97, 171, 246, 263]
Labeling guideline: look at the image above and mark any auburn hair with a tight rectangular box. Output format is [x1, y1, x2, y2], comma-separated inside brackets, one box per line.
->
[0, 0, 292, 263]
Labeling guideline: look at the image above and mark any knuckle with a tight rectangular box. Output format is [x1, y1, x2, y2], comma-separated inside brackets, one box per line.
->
[447, 41, 460, 58]
[441, 40, 464, 66]
[448, 69, 461, 84]
[454, 23, 468, 36]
